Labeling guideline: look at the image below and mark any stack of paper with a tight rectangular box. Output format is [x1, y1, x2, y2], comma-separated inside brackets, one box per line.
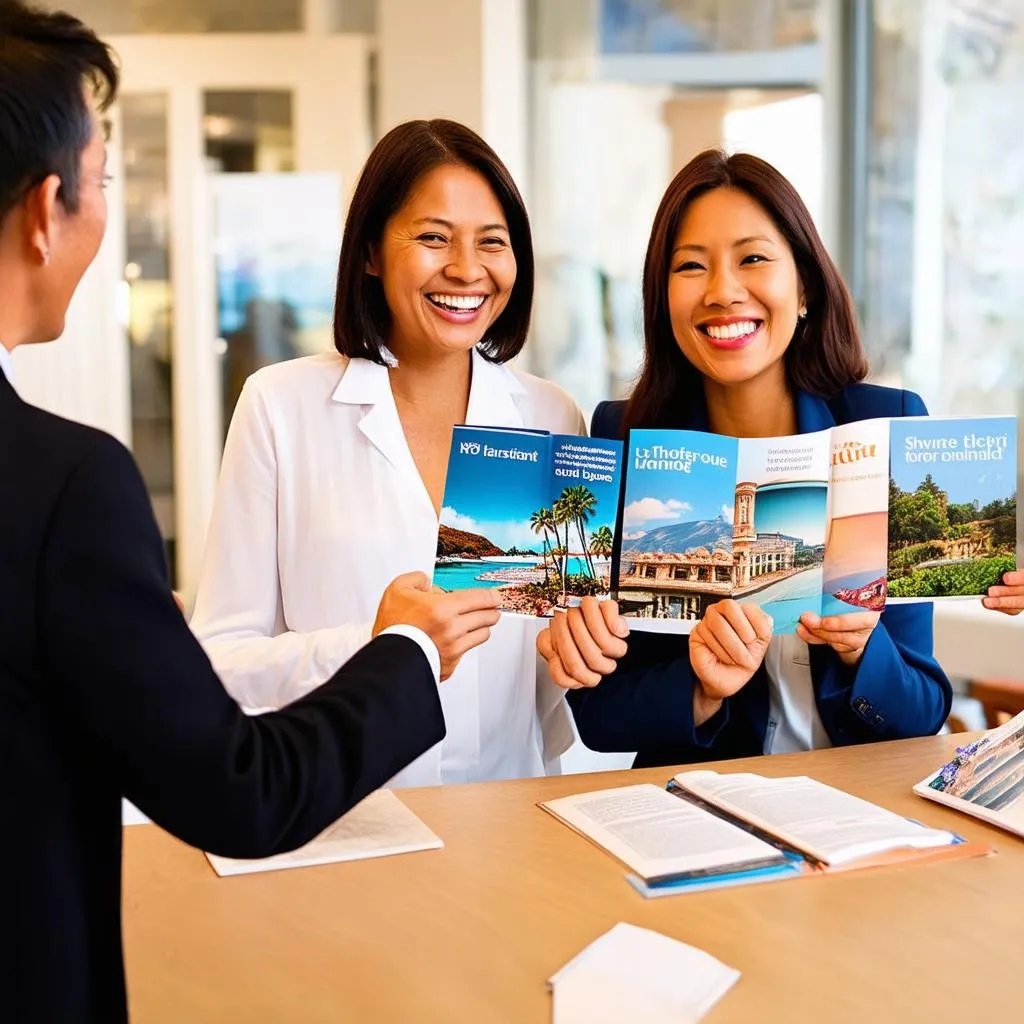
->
[549, 923, 739, 1024]
[205, 788, 443, 877]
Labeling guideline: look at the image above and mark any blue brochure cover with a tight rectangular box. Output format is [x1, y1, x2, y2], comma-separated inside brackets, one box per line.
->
[435, 426, 623, 617]
[615, 427, 831, 633]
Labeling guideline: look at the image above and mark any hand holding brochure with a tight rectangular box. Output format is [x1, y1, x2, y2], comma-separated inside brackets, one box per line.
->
[914, 711, 1024, 838]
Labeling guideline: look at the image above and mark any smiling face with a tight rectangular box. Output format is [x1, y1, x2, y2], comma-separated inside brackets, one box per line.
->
[667, 186, 804, 390]
[369, 162, 516, 361]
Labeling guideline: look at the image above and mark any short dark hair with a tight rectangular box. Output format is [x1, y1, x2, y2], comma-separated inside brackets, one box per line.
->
[334, 118, 533, 366]
[0, 1, 118, 226]
[623, 149, 869, 435]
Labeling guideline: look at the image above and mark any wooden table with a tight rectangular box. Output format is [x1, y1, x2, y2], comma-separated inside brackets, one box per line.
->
[123, 735, 1023, 1022]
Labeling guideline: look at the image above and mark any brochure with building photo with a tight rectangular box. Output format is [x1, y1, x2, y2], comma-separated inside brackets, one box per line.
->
[614, 427, 832, 633]
[611, 415, 1017, 633]
[434, 426, 623, 616]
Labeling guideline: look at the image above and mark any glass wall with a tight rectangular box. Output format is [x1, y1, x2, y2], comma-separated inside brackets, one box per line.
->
[527, 0, 827, 417]
[865, 0, 1024, 417]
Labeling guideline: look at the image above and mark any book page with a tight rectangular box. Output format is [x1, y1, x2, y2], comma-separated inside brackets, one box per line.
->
[822, 418, 890, 616]
[435, 426, 552, 616]
[733, 430, 831, 632]
[614, 429, 739, 631]
[915, 710, 1024, 839]
[540, 783, 785, 883]
[205, 789, 443, 877]
[673, 771, 954, 866]
[887, 415, 1017, 601]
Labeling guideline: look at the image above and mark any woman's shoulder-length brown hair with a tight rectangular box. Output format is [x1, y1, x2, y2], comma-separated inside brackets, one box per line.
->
[333, 118, 533, 366]
[623, 149, 869, 435]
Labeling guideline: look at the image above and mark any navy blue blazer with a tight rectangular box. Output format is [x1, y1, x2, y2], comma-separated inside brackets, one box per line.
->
[567, 383, 952, 768]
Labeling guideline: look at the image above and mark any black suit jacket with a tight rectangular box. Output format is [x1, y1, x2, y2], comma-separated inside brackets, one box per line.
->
[0, 371, 445, 1023]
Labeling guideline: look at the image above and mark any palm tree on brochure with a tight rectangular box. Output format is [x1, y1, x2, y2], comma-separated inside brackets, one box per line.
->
[529, 507, 556, 584]
[589, 524, 614, 560]
[551, 495, 573, 597]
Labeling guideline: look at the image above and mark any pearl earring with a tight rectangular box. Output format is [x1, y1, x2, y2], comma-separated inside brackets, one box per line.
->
[42, 249, 50, 265]
[798, 306, 807, 319]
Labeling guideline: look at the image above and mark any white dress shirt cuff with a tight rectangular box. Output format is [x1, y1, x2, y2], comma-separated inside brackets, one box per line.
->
[378, 625, 440, 685]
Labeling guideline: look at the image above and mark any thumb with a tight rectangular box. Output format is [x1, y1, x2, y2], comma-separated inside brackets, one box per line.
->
[391, 570, 431, 592]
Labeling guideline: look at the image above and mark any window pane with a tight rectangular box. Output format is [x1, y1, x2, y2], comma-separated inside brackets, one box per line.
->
[122, 93, 176, 580]
[62, 0, 301, 33]
[865, 0, 1024, 415]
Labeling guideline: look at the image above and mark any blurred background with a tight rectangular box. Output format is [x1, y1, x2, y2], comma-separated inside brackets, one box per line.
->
[16, 0, 1023, 690]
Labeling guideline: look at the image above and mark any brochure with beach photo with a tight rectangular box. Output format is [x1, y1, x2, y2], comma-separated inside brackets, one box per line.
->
[434, 426, 624, 616]
[914, 710, 1024, 839]
[611, 414, 1017, 633]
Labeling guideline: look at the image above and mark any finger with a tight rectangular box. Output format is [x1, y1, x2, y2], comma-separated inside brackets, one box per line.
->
[390, 570, 431, 592]
[537, 628, 555, 661]
[447, 626, 495, 660]
[582, 598, 628, 658]
[739, 603, 774, 642]
[815, 611, 880, 633]
[706, 611, 758, 668]
[566, 607, 618, 674]
[445, 607, 502, 638]
[796, 623, 828, 646]
[696, 617, 745, 667]
[1002, 570, 1024, 587]
[985, 585, 1024, 599]
[809, 629, 872, 651]
[548, 610, 601, 687]
[716, 600, 758, 645]
[982, 596, 1024, 615]
[537, 629, 579, 689]
[442, 587, 502, 613]
[599, 598, 630, 639]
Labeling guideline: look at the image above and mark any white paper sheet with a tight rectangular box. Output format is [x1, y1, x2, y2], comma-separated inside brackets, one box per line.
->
[205, 788, 443, 877]
[549, 922, 739, 1023]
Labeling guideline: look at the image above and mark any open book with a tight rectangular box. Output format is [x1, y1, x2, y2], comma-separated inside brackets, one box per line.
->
[914, 711, 1024, 838]
[541, 772, 985, 896]
[435, 415, 1017, 631]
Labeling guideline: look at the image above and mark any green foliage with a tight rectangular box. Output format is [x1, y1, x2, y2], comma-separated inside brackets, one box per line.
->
[520, 574, 607, 601]
[947, 501, 979, 526]
[991, 515, 1017, 549]
[891, 540, 946, 570]
[886, 555, 1017, 598]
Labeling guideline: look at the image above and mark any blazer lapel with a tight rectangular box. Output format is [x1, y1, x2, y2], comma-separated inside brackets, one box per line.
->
[795, 390, 836, 432]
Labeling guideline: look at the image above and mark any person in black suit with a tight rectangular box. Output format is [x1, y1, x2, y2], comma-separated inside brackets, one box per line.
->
[0, 5, 499, 1022]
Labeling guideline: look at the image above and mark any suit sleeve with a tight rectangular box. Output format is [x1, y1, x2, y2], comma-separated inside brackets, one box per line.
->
[36, 436, 446, 859]
[190, 378, 375, 710]
[813, 386, 951, 741]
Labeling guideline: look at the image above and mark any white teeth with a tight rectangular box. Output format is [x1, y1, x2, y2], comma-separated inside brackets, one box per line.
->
[705, 320, 758, 340]
[428, 293, 486, 311]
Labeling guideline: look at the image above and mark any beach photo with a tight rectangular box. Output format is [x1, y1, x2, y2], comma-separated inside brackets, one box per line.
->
[887, 417, 1017, 599]
[436, 431, 621, 616]
[821, 511, 888, 615]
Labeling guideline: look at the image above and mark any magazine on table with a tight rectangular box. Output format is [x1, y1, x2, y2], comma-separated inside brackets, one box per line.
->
[914, 710, 1024, 839]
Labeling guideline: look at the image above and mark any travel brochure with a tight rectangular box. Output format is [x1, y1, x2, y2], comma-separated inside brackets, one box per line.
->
[434, 415, 1018, 632]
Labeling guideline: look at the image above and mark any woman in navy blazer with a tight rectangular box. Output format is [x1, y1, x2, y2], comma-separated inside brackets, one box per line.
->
[537, 150, 953, 768]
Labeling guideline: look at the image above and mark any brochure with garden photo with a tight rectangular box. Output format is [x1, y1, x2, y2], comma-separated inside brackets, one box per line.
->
[435, 415, 1016, 627]
[612, 414, 1017, 633]
[434, 426, 624, 616]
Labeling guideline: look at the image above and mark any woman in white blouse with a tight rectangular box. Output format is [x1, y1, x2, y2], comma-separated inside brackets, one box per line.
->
[191, 119, 584, 787]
